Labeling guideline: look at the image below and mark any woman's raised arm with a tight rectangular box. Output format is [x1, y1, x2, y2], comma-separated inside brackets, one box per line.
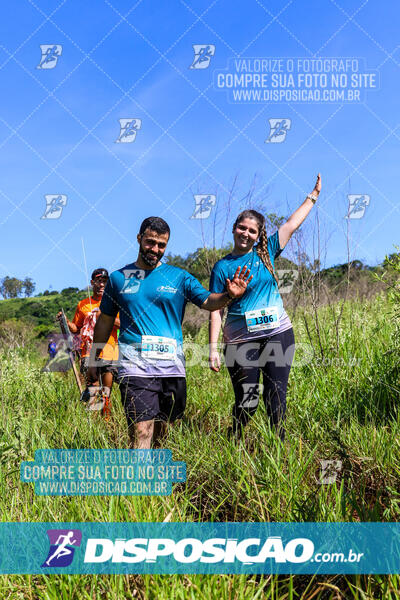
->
[279, 173, 321, 249]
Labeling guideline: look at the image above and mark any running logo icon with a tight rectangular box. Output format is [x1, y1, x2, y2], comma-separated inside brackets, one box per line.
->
[189, 45, 215, 69]
[346, 194, 370, 219]
[42, 529, 82, 567]
[190, 194, 216, 219]
[115, 119, 142, 143]
[265, 119, 291, 143]
[41, 194, 67, 219]
[277, 270, 298, 294]
[37, 45, 62, 69]
[239, 383, 263, 409]
[319, 460, 342, 484]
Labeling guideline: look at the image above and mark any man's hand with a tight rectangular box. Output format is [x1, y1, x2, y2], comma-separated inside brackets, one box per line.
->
[226, 266, 253, 300]
[56, 310, 78, 333]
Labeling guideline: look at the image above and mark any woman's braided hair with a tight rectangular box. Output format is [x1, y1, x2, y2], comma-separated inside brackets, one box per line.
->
[233, 209, 279, 285]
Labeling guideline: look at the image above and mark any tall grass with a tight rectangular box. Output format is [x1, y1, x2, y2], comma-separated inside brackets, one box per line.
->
[0, 292, 399, 598]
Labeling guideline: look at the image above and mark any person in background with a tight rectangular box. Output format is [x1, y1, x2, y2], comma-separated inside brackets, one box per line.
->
[57, 268, 120, 413]
[47, 338, 57, 359]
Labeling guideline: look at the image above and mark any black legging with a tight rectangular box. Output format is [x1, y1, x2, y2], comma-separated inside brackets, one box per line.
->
[223, 327, 295, 440]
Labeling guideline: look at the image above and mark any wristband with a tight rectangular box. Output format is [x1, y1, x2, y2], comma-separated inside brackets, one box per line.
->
[307, 193, 318, 204]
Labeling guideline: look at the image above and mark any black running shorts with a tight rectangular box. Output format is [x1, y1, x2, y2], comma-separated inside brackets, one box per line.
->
[118, 376, 187, 424]
[80, 357, 118, 378]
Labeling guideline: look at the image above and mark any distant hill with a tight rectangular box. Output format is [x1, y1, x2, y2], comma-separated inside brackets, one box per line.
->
[0, 290, 87, 338]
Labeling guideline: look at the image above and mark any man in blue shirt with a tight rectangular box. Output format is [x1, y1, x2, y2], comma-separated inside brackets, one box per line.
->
[87, 216, 252, 448]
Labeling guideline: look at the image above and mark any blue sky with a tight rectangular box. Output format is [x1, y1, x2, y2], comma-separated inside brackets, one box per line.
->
[0, 0, 399, 293]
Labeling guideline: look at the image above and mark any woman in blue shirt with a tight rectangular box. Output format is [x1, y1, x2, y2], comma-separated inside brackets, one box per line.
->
[209, 174, 321, 441]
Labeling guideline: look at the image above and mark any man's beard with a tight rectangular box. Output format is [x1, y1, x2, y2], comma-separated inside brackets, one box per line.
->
[139, 244, 161, 267]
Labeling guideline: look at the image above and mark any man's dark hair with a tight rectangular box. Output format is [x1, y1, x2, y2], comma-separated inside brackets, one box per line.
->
[91, 267, 108, 280]
[139, 216, 170, 237]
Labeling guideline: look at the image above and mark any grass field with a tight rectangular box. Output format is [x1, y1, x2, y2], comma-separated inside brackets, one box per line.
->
[1, 290, 399, 599]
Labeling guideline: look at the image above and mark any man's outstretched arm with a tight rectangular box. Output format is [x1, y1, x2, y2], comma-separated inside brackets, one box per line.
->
[201, 291, 233, 311]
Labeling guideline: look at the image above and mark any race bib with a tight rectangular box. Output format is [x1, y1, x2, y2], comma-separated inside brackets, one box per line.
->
[245, 307, 280, 332]
[141, 336, 177, 360]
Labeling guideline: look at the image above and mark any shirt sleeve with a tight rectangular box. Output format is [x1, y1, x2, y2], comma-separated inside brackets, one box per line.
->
[71, 301, 85, 330]
[99, 276, 119, 318]
[183, 272, 211, 308]
[209, 262, 226, 294]
[268, 230, 283, 260]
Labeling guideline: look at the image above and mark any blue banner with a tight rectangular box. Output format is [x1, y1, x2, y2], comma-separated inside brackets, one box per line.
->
[0, 522, 399, 574]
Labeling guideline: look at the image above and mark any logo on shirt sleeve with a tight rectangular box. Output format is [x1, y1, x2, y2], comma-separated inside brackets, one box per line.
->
[121, 269, 145, 294]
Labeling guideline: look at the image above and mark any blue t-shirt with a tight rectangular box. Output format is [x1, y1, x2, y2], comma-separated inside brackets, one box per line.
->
[209, 231, 292, 343]
[100, 262, 210, 377]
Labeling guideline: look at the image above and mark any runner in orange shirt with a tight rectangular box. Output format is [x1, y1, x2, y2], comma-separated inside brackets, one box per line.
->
[57, 268, 119, 414]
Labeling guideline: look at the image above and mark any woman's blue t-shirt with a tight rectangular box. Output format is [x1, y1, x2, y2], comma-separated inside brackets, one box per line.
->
[209, 231, 292, 343]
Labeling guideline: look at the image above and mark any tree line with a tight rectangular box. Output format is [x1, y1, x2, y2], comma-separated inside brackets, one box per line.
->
[1, 249, 397, 302]
[0, 276, 35, 299]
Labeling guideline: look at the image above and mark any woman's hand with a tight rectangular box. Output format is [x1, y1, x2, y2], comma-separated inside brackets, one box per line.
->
[313, 172, 322, 197]
[209, 349, 221, 372]
[226, 266, 253, 300]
